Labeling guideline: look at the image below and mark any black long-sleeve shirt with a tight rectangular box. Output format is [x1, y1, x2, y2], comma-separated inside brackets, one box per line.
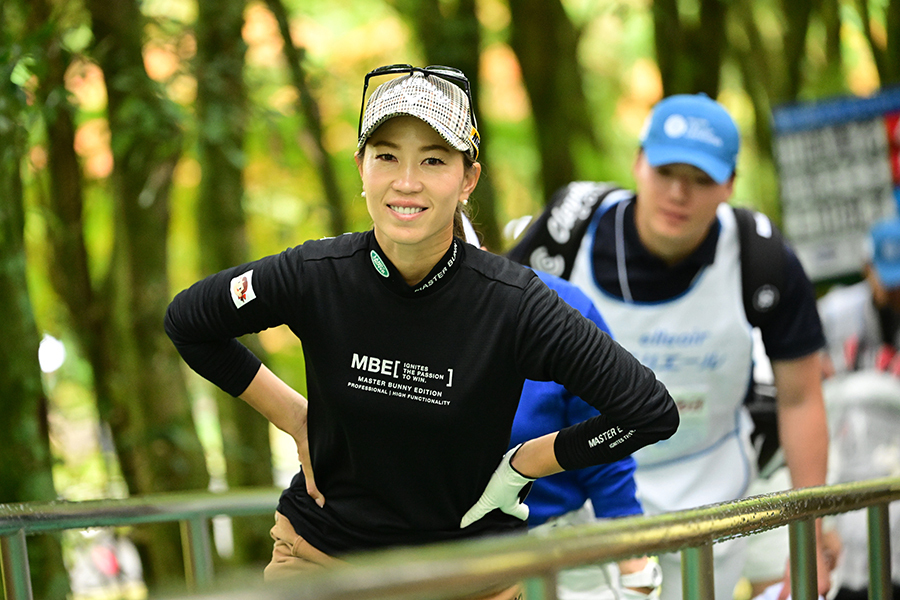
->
[165, 230, 677, 555]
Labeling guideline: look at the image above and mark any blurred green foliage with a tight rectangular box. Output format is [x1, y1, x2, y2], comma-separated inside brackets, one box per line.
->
[20, 0, 888, 497]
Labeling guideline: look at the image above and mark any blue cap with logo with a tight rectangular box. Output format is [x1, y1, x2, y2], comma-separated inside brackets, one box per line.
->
[870, 217, 900, 288]
[640, 93, 740, 184]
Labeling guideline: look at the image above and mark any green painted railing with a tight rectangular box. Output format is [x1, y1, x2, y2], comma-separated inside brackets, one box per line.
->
[0, 487, 281, 598]
[2, 478, 897, 600]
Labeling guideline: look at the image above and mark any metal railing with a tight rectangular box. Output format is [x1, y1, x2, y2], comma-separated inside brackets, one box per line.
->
[0, 487, 281, 599]
[2, 478, 898, 600]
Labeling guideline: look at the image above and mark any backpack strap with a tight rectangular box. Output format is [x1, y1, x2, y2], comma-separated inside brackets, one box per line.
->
[732, 207, 789, 472]
[733, 207, 786, 329]
[506, 181, 630, 279]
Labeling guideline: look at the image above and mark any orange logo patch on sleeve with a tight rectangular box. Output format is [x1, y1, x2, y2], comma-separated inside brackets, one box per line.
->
[230, 270, 256, 308]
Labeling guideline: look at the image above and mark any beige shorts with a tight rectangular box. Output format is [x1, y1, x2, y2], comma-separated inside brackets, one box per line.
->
[264, 511, 523, 599]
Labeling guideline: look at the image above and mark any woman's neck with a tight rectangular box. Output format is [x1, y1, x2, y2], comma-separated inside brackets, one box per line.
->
[374, 229, 454, 286]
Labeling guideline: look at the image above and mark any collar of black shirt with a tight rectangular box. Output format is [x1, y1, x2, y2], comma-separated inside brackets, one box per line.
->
[368, 232, 465, 298]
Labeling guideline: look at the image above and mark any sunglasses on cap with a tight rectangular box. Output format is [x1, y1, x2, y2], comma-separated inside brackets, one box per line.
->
[358, 63, 481, 159]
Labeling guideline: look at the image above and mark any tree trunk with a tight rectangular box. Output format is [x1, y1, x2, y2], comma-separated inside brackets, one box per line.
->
[693, 0, 727, 95]
[729, 0, 775, 165]
[653, 0, 683, 95]
[729, 0, 824, 155]
[264, 0, 347, 237]
[508, 0, 597, 206]
[889, 0, 900, 84]
[853, 0, 885, 79]
[854, 0, 900, 85]
[652, 0, 726, 96]
[780, 0, 814, 101]
[84, 0, 210, 586]
[29, 0, 123, 464]
[818, 0, 846, 95]
[196, 0, 275, 567]
[0, 31, 70, 598]
[726, 0, 828, 222]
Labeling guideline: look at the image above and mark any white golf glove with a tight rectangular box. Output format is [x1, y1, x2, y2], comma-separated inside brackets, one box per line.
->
[618, 560, 663, 599]
[460, 444, 535, 528]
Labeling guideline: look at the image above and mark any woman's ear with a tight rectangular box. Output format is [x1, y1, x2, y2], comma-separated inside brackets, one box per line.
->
[462, 161, 481, 198]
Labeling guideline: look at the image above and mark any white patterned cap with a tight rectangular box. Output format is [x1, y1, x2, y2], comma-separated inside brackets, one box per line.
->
[358, 72, 480, 160]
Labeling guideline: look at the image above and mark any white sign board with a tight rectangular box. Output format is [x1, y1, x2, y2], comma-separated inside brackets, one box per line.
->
[772, 88, 900, 282]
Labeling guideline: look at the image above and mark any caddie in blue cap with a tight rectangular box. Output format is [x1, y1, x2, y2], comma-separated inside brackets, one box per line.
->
[507, 90, 832, 600]
[819, 215, 900, 377]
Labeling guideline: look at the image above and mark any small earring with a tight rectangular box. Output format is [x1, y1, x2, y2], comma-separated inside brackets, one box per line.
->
[461, 197, 469, 205]
[361, 191, 366, 198]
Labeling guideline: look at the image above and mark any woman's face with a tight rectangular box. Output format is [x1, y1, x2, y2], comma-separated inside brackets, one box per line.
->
[356, 116, 480, 254]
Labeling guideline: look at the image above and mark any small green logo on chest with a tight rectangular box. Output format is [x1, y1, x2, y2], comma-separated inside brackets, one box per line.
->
[370, 250, 390, 277]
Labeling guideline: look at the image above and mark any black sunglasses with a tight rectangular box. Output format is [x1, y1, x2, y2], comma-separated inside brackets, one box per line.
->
[358, 63, 480, 159]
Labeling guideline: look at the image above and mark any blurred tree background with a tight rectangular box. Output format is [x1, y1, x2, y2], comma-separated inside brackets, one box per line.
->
[1, 0, 896, 596]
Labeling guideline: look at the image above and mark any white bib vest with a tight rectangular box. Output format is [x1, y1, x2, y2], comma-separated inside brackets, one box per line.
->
[570, 200, 756, 512]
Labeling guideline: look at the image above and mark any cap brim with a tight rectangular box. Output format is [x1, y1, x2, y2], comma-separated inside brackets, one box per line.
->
[359, 110, 471, 156]
[644, 145, 733, 184]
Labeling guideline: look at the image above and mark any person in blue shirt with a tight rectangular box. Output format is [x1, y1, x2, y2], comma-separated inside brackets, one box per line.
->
[510, 271, 643, 526]
[512, 270, 662, 599]
[461, 214, 662, 598]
